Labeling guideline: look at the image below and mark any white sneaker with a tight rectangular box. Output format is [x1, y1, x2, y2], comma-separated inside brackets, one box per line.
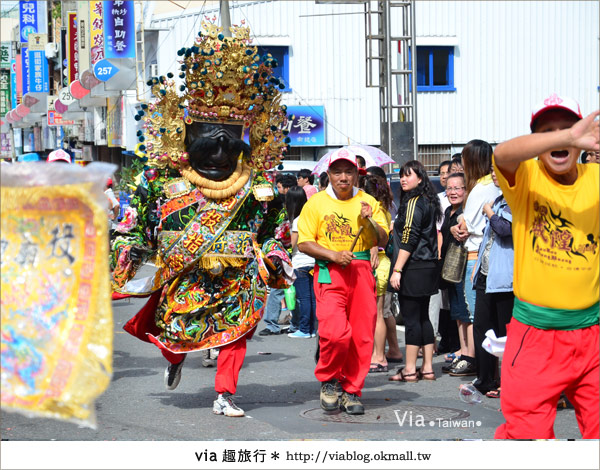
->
[213, 393, 245, 417]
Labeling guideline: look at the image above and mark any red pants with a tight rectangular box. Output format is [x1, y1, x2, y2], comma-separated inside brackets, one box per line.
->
[314, 260, 377, 396]
[495, 318, 599, 439]
[161, 328, 255, 395]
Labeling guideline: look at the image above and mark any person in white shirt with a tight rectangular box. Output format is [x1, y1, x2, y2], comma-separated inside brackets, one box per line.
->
[286, 186, 317, 338]
[449, 140, 501, 377]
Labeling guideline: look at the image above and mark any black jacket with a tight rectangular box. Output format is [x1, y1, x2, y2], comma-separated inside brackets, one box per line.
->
[387, 195, 439, 297]
[394, 195, 439, 263]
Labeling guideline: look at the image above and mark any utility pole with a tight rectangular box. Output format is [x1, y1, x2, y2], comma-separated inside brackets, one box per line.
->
[365, 0, 417, 165]
[220, 0, 231, 36]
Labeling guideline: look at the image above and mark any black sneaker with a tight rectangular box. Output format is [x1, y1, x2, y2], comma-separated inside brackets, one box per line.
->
[320, 380, 340, 411]
[448, 359, 477, 377]
[339, 391, 365, 415]
[442, 356, 460, 374]
[164, 357, 185, 390]
[258, 328, 280, 336]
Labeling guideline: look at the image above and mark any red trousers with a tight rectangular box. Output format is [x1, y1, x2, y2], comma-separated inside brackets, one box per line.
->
[495, 318, 599, 439]
[161, 328, 255, 395]
[314, 260, 377, 396]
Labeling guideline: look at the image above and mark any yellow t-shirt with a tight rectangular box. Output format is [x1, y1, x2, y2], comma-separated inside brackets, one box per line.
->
[493, 158, 599, 310]
[297, 189, 390, 252]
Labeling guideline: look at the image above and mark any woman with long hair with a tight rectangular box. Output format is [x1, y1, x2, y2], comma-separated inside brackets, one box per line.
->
[447, 139, 501, 377]
[285, 186, 317, 338]
[388, 160, 442, 382]
[360, 174, 397, 372]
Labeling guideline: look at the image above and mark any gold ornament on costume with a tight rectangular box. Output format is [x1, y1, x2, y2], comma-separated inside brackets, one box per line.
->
[136, 19, 290, 173]
[139, 79, 187, 169]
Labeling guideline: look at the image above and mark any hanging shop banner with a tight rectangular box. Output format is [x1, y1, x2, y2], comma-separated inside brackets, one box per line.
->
[103, 1, 135, 59]
[284, 105, 326, 147]
[47, 95, 74, 126]
[10, 60, 18, 108]
[56, 125, 65, 148]
[0, 70, 10, 118]
[19, 1, 38, 43]
[15, 55, 23, 105]
[1, 42, 11, 68]
[77, 2, 91, 73]
[67, 12, 79, 83]
[89, 1, 105, 66]
[21, 47, 30, 96]
[106, 96, 123, 147]
[28, 33, 49, 94]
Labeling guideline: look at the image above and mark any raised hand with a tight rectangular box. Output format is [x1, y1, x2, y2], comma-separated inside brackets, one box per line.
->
[569, 110, 600, 151]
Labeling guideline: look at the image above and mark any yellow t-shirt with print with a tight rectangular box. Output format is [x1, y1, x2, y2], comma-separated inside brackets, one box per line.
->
[493, 158, 599, 310]
[297, 189, 390, 252]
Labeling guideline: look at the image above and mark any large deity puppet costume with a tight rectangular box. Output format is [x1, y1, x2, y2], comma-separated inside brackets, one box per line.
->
[111, 21, 293, 417]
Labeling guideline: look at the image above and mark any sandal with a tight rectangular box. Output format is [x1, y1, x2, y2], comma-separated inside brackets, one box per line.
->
[368, 363, 388, 373]
[486, 389, 501, 399]
[418, 369, 436, 381]
[389, 368, 419, 382]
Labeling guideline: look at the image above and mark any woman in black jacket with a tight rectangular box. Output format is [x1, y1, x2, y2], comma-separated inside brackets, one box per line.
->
[388, 160, 442, 382]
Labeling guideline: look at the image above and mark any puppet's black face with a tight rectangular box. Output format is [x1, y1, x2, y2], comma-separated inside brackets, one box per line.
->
[184, 122, 250, 181]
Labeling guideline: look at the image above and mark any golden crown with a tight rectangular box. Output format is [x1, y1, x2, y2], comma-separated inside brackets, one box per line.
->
[135, 19, 289, 172]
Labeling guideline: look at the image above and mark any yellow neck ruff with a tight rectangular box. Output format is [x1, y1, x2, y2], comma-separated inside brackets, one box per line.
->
[179, 156, 252, 199]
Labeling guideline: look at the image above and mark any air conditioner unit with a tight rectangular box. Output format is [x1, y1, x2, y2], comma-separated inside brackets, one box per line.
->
[149, 63, 159, 77]
[45, 42, 59, 59]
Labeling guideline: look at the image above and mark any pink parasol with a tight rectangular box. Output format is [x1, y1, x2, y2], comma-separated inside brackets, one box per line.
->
[311, 144, 395, 175]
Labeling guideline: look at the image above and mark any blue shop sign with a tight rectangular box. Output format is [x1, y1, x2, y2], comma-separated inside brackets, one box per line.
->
[28, 49, 48, 93]
[10, 59, 17, 108]
[19, 1, 38, 43]
[21, 47, 30, 95]
[285, 105, 325, 147]
[103, 1, 135, 59]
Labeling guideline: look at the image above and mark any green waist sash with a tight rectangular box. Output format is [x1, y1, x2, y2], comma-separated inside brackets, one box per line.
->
[316, 250, 371, 284]
[513, 297, 599, 331]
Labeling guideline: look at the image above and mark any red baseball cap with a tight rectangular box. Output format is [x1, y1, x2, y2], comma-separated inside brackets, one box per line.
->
[530, 93, 582, 131]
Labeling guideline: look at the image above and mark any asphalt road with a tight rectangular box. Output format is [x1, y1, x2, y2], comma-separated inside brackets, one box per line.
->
[2, 289, 582, 443]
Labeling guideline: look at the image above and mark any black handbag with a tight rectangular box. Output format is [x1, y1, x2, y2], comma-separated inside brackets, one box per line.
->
[441, 242, 467, 284]
[385, 230, 395, 258]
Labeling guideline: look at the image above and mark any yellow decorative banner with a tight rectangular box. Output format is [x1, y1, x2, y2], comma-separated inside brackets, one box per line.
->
[1, 163, 115, 428]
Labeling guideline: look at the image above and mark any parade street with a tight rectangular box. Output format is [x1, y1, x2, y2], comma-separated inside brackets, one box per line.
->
[1, 281, 582, 442]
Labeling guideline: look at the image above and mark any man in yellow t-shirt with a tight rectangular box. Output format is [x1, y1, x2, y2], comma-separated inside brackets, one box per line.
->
[493, 94, 599, 439]
[298, 148, 389, 415]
